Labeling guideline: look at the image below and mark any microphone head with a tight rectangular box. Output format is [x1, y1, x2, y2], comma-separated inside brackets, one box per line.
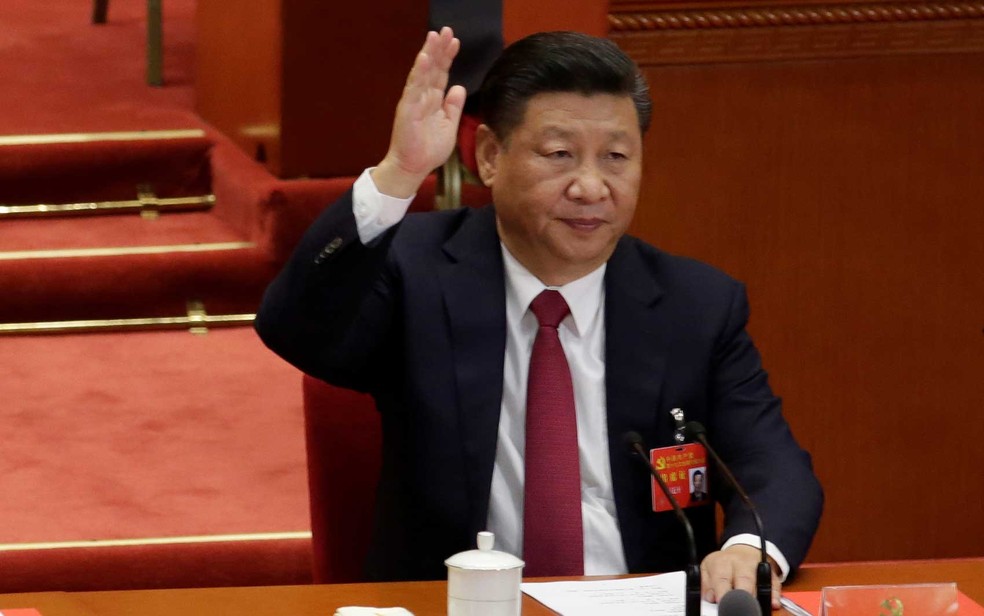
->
[622, 431, 644, 451]
[718, 589, 762, 616]
[683, 421, 707, 441]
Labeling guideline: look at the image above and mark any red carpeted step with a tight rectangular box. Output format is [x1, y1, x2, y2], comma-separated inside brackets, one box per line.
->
[0, 211, 242, 252]
[0, 245, 277, 323]
[0, 535, 313, 593]
[0, 133, 355, 324]
[0, 134, 212, 205]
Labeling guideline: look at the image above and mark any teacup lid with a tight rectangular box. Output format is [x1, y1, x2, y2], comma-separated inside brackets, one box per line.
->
[445, 532, 525, 571]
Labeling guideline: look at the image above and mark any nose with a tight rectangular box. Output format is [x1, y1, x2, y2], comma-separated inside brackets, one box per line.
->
[566, 163, 611, 204]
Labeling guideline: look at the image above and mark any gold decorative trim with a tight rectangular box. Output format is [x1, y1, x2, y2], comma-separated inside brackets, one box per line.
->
[0, 531, 312, 552]
[610, 0, 984, 63]
[0, 194, 215, 219]
[0, 311, 256, 335]
[0, 129, 206, 147]
[240, 123, 281, 139]
[610, 1, 984, 31]
[436, 150, 464, 211]
[0, 241, 254, 261]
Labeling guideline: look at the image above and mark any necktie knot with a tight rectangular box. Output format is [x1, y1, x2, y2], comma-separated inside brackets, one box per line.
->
[530, 290, 570, 329]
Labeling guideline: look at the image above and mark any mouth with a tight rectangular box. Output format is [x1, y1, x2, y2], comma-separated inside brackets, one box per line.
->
[561, 218, 605, 232]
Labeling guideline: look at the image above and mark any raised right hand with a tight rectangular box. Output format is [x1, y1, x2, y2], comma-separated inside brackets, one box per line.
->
[372, 27, 467, 199]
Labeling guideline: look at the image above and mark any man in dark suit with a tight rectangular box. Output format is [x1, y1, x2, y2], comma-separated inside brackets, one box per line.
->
[690, 469, 708, 503]
[256, 28, 822, 607]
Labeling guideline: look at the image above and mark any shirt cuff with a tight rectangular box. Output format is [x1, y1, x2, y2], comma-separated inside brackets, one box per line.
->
[721, 534, 791, 582]
[352, 167, 415, 245]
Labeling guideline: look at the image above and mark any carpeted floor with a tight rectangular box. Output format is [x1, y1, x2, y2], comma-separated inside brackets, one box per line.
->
[0, 327, 308, 544]
[0, 0, 200, 135]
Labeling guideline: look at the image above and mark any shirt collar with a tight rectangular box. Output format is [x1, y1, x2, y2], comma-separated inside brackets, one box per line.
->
[500, 243, 606, 337]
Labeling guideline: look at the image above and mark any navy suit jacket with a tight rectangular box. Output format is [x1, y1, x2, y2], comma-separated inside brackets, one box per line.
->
[255, 191, 823, 581]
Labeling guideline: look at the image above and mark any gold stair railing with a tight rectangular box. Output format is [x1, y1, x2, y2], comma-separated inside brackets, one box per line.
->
[435, 148, 485, 211]
[0, 129, 206, 147]
[0, 301, 255, 336]
[0, 185, 215, 220]
[0, 241, 254, 262]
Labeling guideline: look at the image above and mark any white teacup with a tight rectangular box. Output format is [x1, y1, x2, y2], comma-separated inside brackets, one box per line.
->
[445, 531, 524, 616]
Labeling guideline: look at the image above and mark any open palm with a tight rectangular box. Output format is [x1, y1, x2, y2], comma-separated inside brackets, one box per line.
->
[375, 27, 466, 198]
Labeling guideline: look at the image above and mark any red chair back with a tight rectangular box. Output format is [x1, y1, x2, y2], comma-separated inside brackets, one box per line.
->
[301, 375, 381, 583]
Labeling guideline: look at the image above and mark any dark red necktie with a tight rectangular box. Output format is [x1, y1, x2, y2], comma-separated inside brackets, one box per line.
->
[523, 289, 584, 576]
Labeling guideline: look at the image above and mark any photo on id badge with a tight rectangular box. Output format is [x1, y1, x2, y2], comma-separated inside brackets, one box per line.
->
[649, 442, 710, 511]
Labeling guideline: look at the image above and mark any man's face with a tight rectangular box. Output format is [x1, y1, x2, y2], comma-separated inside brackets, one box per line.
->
[693, 473, 704, 491]
[476, 92, 643, 286]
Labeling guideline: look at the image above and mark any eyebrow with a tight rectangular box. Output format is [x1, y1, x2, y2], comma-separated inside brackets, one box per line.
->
[539, 126, 575, 140]
[539, 125, 635, 142]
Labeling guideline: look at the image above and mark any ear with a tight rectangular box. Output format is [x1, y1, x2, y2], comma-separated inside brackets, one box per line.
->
[474, 124, 501, 188]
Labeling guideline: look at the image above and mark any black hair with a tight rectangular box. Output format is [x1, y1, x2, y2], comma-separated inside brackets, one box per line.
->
[477, 31, 652, 141]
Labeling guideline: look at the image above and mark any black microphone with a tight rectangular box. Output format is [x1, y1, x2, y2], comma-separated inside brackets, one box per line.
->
[623, 431, 701, 616]
[683, 421, 772, 616]
[719, 589, 763, 616]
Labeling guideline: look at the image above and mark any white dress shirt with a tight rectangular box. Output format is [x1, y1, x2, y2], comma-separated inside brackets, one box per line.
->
[490, 247, 629, 574]
[349, 168, 790, 579]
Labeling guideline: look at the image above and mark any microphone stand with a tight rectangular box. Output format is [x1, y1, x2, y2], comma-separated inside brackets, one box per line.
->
[624, 432, 701, 616]
[685, 422, 772, 616]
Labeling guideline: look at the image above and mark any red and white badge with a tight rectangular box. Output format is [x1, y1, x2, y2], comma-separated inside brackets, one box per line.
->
[649, 443, 711, 512]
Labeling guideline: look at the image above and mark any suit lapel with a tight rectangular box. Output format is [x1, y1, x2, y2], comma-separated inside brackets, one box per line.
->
[438, 206, 507, 535]
[603, 238, 673, 568]
[604, 237, 668, 443]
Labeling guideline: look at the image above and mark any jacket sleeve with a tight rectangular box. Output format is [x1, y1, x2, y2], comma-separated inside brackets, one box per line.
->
[254, 189, 400, 392]
[709, 280, 824, 573]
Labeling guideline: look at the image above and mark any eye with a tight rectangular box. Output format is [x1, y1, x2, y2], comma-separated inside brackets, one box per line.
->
[605, 151, 628, 161]
[544, 150, 572, 159]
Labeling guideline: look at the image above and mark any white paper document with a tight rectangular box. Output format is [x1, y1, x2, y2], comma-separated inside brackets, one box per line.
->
[521, 571, 719, 616]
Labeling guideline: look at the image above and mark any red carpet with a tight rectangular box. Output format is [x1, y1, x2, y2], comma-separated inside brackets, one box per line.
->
[0, 326, 316, 592]
[0, 327, 308, 543]
[0, 0, 199, 135]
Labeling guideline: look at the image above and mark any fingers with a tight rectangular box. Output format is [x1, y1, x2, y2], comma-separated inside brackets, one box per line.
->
[407, 28, 459, 92]
[444, 84, 467, 126]
[432, 30, 459, 92]
[705, 561, 749, 604]
[400, 28, 461, 125]
[700, 546, 780, 606]
[404, 43, 435, 102]
[377, 27, 466, 193]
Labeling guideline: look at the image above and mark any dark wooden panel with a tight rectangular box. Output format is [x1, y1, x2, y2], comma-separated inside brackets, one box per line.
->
[279, 1, 428, 178]
[610, 0, 984, 64]
[503, 0, 610, 42]
[618, 28, 984, 562]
